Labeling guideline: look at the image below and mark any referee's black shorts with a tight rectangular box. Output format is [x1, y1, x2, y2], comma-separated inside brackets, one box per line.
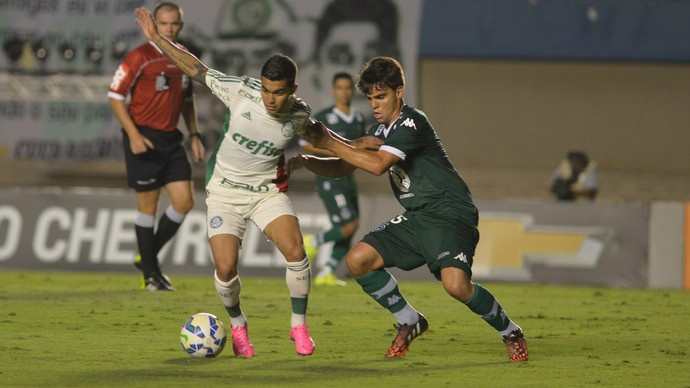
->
[122, 126, 192, 192]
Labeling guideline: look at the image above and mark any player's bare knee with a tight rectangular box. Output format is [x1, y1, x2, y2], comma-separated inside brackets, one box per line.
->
[346, 247, 374, 277]
[214, 261, 237, 282]
[173, 197, 194, 214]
[284, 242, 307, 262]
[442, 276, 473, 302]
[175, 198, 194, 214]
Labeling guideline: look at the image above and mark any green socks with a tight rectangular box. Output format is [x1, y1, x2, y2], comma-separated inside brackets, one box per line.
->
[356, 269, 419, 325]
[466, 283, 512, 333]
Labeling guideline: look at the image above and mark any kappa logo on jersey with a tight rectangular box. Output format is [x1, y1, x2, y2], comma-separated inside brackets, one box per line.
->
[326, 112, 338, 125]
[242, 111, 252, 121]
[401, 117, 417, 129]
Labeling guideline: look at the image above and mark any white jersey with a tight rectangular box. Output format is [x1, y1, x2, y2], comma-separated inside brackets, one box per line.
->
[205, 69, 311, 194]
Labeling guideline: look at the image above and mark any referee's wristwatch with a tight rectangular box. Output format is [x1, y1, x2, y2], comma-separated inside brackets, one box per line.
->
[189, 132, 202, 141]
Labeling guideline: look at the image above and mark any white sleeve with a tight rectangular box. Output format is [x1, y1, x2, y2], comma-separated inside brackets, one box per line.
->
[379, 145, 406, 161]
[205, 69, 254, 108]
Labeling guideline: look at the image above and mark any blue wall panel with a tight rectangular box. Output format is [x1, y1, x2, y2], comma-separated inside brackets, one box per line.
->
[420, 0, 690, 62]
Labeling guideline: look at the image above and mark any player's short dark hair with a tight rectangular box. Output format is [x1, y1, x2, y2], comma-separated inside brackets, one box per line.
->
[154, 2, 183, 19]
[261, 54, 298, 87]
[356, 57, 405, 95]
[332, 72, 354, 86]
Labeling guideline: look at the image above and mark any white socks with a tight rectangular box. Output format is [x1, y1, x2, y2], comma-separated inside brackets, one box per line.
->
[214, 272, 247, 327]
[285, 257, 310, 327]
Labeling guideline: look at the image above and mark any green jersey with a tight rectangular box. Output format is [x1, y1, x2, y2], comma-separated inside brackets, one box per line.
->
[370, 105, 473, 212]
[312, 105, 366, 157]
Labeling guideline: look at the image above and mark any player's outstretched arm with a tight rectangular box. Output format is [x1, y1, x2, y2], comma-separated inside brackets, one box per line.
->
[286, 154, 356, 179]
[134, 7, 208, 85]
[304, 121, 395, 176]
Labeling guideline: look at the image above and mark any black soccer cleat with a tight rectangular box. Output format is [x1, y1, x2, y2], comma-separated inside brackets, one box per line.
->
[144, 275, 175, 292]
[135, 254, 172, 289]
[502, 329, 529, 362]
[386, 313, 429, 358]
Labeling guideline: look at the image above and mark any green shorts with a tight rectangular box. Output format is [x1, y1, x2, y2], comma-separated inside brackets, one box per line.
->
[316, 175, 359, 226]
[361, 206, 479, 280]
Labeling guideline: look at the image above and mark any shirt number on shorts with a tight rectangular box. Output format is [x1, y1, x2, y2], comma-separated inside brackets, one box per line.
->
[390, 215, 408, 224]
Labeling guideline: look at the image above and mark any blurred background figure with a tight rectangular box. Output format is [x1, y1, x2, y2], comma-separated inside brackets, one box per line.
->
[300, 72, 366, 286]
[550, 151, 598, 201]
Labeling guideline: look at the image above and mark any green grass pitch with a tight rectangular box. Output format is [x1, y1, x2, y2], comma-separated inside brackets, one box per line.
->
[0, 270, 688, 388]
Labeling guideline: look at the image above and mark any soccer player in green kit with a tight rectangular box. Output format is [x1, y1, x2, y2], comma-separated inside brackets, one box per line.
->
[300, 72, 366, 286]
[289, 57, 528, 361]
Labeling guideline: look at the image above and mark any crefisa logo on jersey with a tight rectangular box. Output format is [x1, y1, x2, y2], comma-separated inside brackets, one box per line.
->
[210, 216, 223, 229]
[281, 121, 295, 138]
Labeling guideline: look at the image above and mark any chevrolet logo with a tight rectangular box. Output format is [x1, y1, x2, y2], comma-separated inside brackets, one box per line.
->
[474, 213, 614, 280]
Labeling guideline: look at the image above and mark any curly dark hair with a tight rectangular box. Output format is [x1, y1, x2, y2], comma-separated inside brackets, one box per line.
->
[356, 57, 404, 95]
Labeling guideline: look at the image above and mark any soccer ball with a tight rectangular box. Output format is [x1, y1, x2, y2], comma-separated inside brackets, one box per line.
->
[179, 313, 227, 357]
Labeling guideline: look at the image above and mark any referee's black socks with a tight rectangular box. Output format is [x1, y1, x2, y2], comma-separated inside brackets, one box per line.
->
[135, 212, 157, 278]
[154, 206, 186, 254]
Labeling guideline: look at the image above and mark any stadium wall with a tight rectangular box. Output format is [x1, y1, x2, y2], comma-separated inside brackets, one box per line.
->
[0, 188, 686, 289]
[418, 59, 690, 174]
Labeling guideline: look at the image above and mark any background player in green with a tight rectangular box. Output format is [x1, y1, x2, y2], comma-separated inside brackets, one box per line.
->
[289, 57, 528, 361]
[300, 72, 366, 286]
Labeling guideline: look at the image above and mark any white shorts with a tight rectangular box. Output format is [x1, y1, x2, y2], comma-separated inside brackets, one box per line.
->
[206, 190, 297, 240]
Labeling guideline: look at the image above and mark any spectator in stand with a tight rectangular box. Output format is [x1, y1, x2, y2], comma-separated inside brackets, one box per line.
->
[550, 151, 598, 201]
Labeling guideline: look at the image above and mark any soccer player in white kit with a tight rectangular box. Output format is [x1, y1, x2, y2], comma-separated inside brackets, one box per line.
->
[134, 7, 322, 357]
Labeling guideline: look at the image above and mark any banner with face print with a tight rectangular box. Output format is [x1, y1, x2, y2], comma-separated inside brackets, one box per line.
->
[0, 0, 422, 160]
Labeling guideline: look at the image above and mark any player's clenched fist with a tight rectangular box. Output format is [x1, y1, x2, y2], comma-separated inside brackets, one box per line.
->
[286, 154, 309, 178]
[302, 120, 330, 149]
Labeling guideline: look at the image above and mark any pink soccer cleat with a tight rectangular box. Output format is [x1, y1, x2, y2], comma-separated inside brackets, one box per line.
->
[231, 324, 254, 358]
[290, 324, 315, 356]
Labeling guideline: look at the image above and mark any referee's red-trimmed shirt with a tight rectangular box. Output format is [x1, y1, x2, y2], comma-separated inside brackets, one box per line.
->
[108, 41, 192, 132]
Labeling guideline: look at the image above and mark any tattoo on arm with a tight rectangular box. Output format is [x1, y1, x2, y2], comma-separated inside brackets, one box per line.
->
[155, 36, 208, 86]
[192, 63, 206, 84]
